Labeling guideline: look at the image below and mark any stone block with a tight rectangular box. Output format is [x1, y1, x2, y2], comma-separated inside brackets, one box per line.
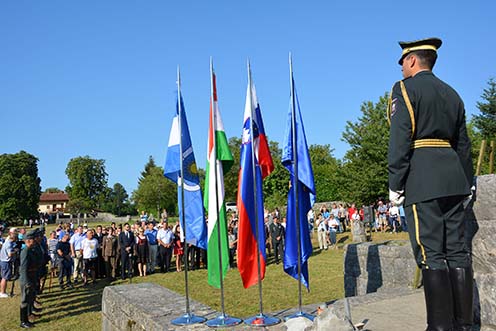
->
[344, 241, 416, 297]
[101, 283, 216, 331]
[472, 175, 496, 222]
[311, 306, 354, 331]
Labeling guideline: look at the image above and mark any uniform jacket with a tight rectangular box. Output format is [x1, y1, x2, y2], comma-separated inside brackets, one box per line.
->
[269, 222, 285, 242]
[388, 71, 472, 205]
[102, 235, 118, 258]
[19, 247, 37, 285]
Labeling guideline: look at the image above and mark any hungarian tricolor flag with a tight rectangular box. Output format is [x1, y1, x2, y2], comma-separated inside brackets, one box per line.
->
[237, 74, 274, 289]
[204, 69, 234, 289]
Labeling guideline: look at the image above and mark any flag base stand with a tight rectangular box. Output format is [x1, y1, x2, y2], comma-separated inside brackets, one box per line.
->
[284, 310, 314, 322]
[244, 313, 280, 327]
[206, 313, 242, 328]
[171, 313, 206, 326]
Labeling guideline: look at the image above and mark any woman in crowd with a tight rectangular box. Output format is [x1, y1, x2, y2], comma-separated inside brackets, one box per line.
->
[134, 227, 149, 277]
[173, 224, 183, 272]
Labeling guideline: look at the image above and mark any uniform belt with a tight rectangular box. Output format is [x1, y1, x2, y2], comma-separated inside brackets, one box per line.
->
[411, 139, 451, 149]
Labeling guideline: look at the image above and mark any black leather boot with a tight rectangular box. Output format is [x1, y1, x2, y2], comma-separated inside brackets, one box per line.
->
[449, 267, 473, 331]
[20, 307, 35, 328]
[422, 268, 455, 331]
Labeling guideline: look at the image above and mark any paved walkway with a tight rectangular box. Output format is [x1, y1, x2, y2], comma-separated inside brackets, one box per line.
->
[347, 290, 425, 330]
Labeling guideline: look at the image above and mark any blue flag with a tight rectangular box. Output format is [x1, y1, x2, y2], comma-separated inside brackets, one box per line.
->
[164, 95, 207, 250]
[282, 82, 316, 290]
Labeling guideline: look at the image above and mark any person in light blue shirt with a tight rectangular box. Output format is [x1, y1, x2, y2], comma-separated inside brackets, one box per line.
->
[1, 228, 19, 298]
[144, 222, 158, 273]
[399, 206, 407, 232]
[69, 226, 86, 282]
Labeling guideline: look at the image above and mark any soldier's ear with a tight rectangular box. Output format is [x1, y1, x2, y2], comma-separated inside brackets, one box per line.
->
[407, 55, 417, 68]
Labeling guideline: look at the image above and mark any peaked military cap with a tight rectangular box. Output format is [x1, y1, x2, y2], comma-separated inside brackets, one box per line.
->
[398, 37, 442, 65]
[25, 230, 37, 240]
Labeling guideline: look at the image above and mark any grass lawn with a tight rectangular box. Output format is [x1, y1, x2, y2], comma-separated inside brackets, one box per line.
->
[0, 223, 408, 330]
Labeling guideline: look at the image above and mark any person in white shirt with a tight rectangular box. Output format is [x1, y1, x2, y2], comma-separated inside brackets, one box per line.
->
[328, 217, 339, 249]
[157, 221, 174, 273]
[80, 229, 98, 286]
[389, 205, 400, 233]
[316, 214, 328, 250]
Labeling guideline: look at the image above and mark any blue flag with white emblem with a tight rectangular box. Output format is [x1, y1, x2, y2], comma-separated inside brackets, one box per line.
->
[282, 80, 315, 290]
[164, 95, 207, 250]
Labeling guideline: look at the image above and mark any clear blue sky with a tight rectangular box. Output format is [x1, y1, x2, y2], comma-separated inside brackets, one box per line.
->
[1, 1, 494, 195]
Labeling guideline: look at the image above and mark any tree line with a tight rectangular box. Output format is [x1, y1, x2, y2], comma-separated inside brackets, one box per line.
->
[1, 78, 494, 223]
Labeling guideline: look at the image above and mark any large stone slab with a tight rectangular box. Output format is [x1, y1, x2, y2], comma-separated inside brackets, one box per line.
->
[102, 283, 294, 330]
[102, 283, 217, 331]
[470, 174, 496, 329]
[472, 174, 496, 222]
[344, 240, 417, 297]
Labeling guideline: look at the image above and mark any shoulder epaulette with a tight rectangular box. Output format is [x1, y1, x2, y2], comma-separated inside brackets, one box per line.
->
[387, 79, 416, 138]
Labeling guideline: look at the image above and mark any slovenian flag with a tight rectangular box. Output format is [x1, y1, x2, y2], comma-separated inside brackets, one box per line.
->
[204, 69, 234, 289]
[164, 92, 207, 250]
[237, 75, 274, 289]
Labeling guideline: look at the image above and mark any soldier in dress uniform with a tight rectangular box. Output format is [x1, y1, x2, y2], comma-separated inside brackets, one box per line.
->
[387, 38, 474, 331]
[19, 230, 39, 328]
[269, 216, 285, 264]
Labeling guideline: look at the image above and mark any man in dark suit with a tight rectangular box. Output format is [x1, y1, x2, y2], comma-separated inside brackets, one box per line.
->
[118, 223, 134, 280]
[388, 38, 473, 331]
[269, 216, 285, 264]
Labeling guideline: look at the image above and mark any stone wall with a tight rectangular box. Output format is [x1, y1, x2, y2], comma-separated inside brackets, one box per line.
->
[102, 283, 217, 331]
[343, 240, 417, 297]
[467, 174, 496, 330]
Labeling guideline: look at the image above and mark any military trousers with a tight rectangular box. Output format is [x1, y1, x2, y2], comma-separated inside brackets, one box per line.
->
[20, 282, 35, 309]
[405, 195, 470, 270]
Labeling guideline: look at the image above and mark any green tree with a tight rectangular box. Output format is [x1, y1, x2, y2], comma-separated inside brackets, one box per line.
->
[44, 187, 63, 193]
[309, 144, 341, 202]
[262, 140, 289, 210]
[0, 151, 41, 223]
[65, 156, 108, 214]
[470, 78, 496, 175]
[132, 166, 176, 217]
[223, 137, 242, 203]
[473, 78, 496, 139]
[103, 183, 129, 216]
[340, 94, 390, 205]
[139, 155, 157, 185]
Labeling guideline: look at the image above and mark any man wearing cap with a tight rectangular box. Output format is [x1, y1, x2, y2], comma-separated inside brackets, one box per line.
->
[0, 228, 20, 298]
[19, 230, 38, 328]
[388, 38, 473, 331]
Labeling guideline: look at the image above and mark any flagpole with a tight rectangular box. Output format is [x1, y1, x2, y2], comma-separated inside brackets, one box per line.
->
[285, 53, 314, 321]
[171, 66, 206, 326]
[206, 58, 242, 328]
[243, 60, 280, 327]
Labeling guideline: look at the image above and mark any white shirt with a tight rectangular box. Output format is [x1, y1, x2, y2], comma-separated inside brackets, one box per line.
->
[157, 228, 174, 245]
[81, 238, 98, 259]
[329, 218, 339, 232]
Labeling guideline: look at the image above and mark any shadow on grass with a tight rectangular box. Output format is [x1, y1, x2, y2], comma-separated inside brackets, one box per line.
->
[337, 235, 349, 245]
[37, 279, 112, 325]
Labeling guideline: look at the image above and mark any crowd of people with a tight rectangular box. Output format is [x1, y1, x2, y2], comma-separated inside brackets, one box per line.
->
[0, 201, 407, 327]
[0, 210, 213, 328]
[313, 201, 408, 251]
